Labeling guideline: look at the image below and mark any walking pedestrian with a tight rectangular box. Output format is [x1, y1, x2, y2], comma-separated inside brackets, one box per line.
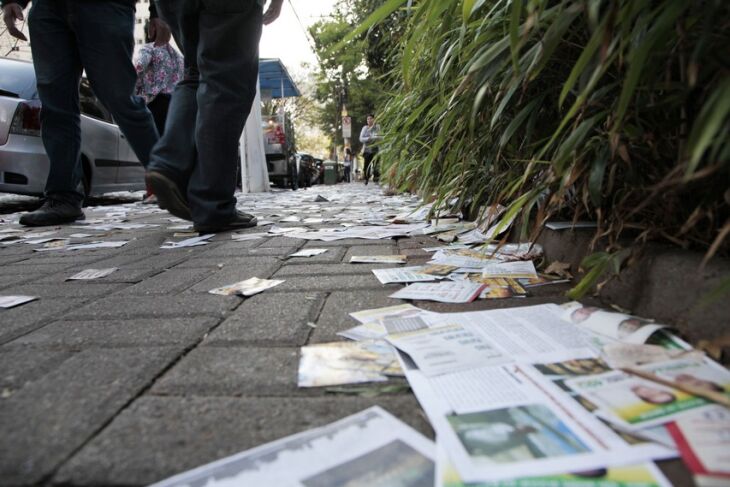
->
[135, 21, 183, 135]
[145, 0, 284, 233]
[2, 0, 165, 226]
[135, 20, 183, 204]
[359, 114, 381, 185]
[343, 147, 352, 183]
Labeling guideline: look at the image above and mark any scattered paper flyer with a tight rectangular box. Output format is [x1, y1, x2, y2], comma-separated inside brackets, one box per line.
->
[386, 325, 509, 377]
[436, 444, 672, 487]
[481, 260, 538, 279]
[350, 255, 407, 264]
[565, 357, 730, 430]
[67, 268, 118, 280]
[372, 267, 442, 284]
[389, 282, 486, 303]
[0, 295, 38, 309]
[667, 406, 730, 486]
[562, 302, 669, 345]
[298, 340, 403, 387]
[349, 303, 422, 324]
[150, 407, 435, 487]
[289, 248, 328, 258]
[208, 277, 284, 297]
[160, 234, 214, 249]
[33, 240, 129, 252]
[231, 232, 269, 241]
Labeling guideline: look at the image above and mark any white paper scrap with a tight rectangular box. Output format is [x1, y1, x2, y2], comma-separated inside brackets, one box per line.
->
[160, 234, 214, 249]
[208, 277, 284, 297]
[481, 260, 538, 279]
[289, 248, 328, 258]
[0, 295, 37, 309]
[389, 281, 485, 303]
[67, 268, 118, 280]
[372, 267, 441, 284]
[350, 255, 407, 264]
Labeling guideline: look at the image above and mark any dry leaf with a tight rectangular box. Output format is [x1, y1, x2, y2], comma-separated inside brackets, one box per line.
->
[544, 261, 572, 279]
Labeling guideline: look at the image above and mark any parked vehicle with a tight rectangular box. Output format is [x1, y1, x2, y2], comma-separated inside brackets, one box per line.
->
[263, 111, 297, 188]
[295, 153, 320, 187]
[0, 58, 145, 198]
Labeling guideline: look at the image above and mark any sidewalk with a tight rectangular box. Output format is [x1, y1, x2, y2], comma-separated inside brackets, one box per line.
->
[0, 183, 689, 486]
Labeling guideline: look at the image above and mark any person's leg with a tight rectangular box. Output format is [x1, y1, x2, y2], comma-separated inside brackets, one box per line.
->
[372, 149, 380, 182]
[189, 0, 263, 227]
[144, 0, 200, 220]
[27, 0, 84, 206]
[147, 94, 171, 135]
[149, 0, 199, 185]
[71, 1, 158, 167]
[363, 152, 373, 184]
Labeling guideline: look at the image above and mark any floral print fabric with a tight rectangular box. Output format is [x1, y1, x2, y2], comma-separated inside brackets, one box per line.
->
[134, 43, 184, 103]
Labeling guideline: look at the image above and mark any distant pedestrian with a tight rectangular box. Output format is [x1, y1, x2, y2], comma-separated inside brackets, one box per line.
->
[1, 0, 165, 226]
[146, 0, 284, 233]
[135, 22, 183, 135]
[359, 114, 381, 185]
[343, 148, 352, 183]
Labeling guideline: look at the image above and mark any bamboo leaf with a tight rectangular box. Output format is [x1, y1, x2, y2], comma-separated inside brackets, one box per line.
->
[685, 79, 730, 179]
[509, 0, 523, 71]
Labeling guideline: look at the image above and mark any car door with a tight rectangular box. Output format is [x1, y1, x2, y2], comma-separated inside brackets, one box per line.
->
[79, 80, 119, 191]
[115, 117, 144, 187]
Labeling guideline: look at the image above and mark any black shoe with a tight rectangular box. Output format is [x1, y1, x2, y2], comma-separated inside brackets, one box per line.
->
[194, 211, 258, 233]
[145, 170, 192, 221]
[19, 198, 84, 226]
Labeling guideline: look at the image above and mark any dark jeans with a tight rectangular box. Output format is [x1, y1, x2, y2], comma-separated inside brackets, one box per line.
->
[344, 165, 351, 182]
[148, 93, 172, 135]
[28, 0, 158, 205]
[363, 149, 379, 182]
[150, 0, 263, 227]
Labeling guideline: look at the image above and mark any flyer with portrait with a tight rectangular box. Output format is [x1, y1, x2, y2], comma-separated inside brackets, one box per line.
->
[564, 358, 730, 430]
[561, 302, 668, 345]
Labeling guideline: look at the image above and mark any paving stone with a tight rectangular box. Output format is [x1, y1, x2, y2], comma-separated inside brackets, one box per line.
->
[3, 283, 126, 299]
[151, 346, 301, 397]
[283, 246, 346, 263]
[198, 242, 299, 257]
[397, 236, 441, 249]
[11, 317, 219, 348]
[257, 236, 306, 248]
[186, 264, 281, 293]
[114, 268, 214, 296]
[55, 395, 431, 487]
[0, 348, 73, 391]
[0, 272, 45, 291]
[119, 253, 190, 270]
[0, 347, 181, 485]
[399, 247, 431, 258]
[62, 294, 240, 321]
[174, 256, 281, 269]
[269, 274, 391, 293]
[311, 289, 403, 343]
[34, 266, 159, 285]
[1, 261, 81, 275]
[343, 245, 398, 262]
[6, 254, 103, 266]
[0, 298, 86, 346]
[273, 262, 390, 278]
[206, 292, 325, 347]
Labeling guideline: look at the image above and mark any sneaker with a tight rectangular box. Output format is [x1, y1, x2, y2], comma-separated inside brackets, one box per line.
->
[194, 211, 258, 233]
[141, 194, 158, 205]
[145, 170, 191, 221]
[19, 198, 84, 226]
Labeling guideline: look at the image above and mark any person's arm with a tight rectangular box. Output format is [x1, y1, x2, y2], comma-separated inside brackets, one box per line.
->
[134, 45, 153, 75]
[2, 1, 29, 41]
[263, 0, 284, 25]
[359, 126, 370, 144]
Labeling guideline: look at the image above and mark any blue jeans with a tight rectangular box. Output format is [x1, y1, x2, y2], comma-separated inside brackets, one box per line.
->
[28, 0, 159, 205]
[150, 0, 262, 227]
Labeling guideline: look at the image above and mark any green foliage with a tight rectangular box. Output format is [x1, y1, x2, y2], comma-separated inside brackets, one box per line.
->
[344, 0, 730, 297]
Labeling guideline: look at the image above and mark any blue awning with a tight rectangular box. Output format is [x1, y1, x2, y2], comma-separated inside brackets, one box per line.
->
[259, 58, 301, 98]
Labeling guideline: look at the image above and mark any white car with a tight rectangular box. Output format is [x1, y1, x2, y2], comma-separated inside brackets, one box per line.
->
[0, 57, 144, 197]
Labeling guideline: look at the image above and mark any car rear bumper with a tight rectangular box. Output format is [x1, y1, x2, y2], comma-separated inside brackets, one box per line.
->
[0, 135, 49, 196]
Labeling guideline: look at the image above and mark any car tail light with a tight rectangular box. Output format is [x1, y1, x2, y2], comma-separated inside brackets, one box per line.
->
[9, 100, 41, 137]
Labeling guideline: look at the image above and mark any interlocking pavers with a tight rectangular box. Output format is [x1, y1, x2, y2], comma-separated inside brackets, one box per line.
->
[0, 298, 86, 346]
[0, 347, 73, 391]
[186, 264, 281, 293]
[54, 395, 431, 487]
[61, 294, 240, 321]
[206, 292, 326, 347]
[9, 317, 220, 348]
[113, 268, 214, 296]
[0, 347, 181, 485]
